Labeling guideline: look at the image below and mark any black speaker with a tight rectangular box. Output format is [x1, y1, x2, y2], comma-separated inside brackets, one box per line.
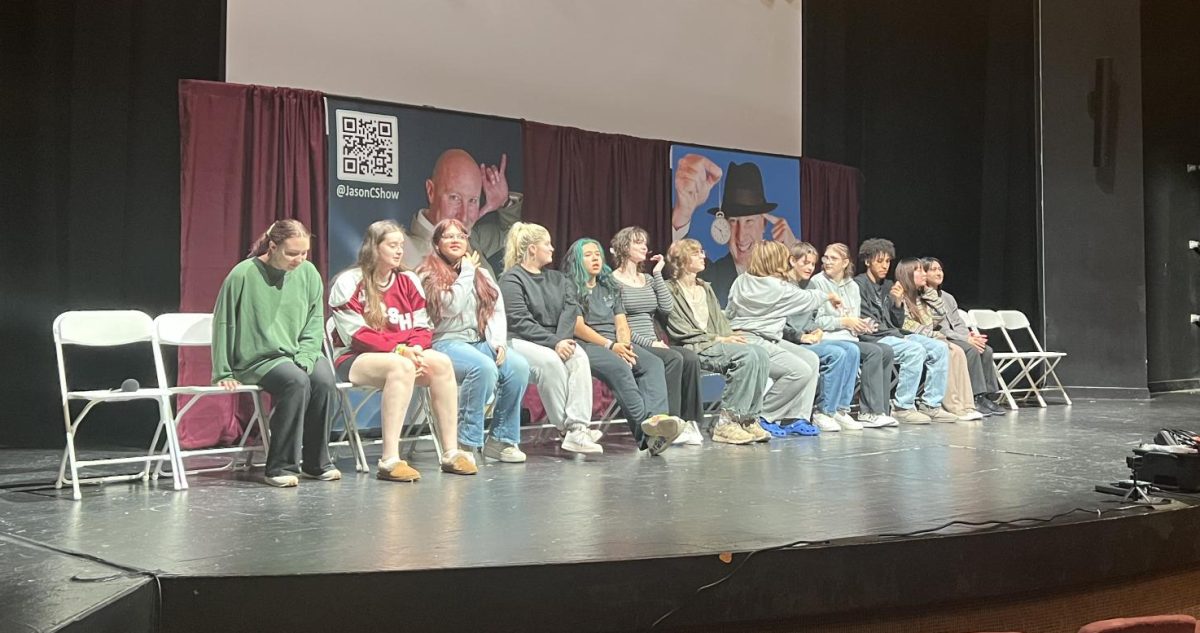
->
[1090, 57, 1115, 168]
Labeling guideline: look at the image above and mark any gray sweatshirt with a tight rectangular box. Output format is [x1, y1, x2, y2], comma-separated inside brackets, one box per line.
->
[499, 266, 580, 348]
[808, 271, 862, 341]
[725, 274, 827, 341]
[934, 289, 971, 343]
[420, 260, 506, 349]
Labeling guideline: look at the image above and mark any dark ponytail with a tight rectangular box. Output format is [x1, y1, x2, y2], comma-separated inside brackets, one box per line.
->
[248, 219, 311, 257]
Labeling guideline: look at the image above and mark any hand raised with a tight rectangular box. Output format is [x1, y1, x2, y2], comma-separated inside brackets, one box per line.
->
[672, 154, 723, 225]
[479, 153, 510, 218]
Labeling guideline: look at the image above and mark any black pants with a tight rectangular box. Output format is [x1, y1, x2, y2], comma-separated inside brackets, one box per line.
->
[581, 342, 668, 447]
[258, 360, 336, 477]
[645, 345, 704, 423]
[855, 340, 894, 415]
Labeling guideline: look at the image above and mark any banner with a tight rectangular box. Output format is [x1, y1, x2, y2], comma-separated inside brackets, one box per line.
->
[325, 99, 524, 429]
[326, 98, 523, 275]
[669, 144, 802, 305]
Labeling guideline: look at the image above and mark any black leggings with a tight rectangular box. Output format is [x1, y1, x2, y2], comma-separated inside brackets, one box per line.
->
[258, 361, 337, 477]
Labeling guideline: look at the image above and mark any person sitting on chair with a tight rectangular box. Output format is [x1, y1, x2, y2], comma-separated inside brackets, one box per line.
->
[418, 218, 531, 463]
[609, 226, 705, 447]
[921, 257, 1004, 416]
[807, 243, 899, 428]
[329, 220, 477, 481]
[782, 242, 864, 432]
[498, 222, 602, 455]
[893, 258, 982, 421]
[212, 219, 339, 488]
[561, 237, 684, 455]
[725, 241, 837, 438]
[663, 238, 770, 445]
[853, 238, 957, 424]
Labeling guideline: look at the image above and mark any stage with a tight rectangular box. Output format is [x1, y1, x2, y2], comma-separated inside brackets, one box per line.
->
[4, 394, 1200, 633]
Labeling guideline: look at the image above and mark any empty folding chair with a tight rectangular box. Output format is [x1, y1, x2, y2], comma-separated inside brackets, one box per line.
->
[152, 313, 270, 483]
[53, 310, 183, 500]
[996, 309, 1071, 406]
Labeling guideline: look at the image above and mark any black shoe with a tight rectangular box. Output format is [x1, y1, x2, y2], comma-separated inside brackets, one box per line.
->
[974, 396, 997, 416]
[980, 396, 1006, 415]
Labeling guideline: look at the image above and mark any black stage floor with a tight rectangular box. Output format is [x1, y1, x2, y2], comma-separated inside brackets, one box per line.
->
[3, 394, 1200, 632]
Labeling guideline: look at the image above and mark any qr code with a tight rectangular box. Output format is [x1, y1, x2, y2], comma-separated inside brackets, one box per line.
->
[336, 110, 398, 184]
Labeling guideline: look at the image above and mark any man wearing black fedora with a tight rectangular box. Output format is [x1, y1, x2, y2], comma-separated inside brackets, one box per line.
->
[672, 157, 799, 304]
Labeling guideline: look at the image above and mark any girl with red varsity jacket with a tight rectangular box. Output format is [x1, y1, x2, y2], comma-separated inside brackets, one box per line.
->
[328, 220, 476, 481]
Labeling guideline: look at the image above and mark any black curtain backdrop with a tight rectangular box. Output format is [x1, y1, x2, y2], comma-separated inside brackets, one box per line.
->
[1141, 0, 1200, 390]
[0, 0, 223, 448]
[803, 0, 1037, 317]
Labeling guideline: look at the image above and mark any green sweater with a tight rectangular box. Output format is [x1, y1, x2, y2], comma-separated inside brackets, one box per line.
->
[211, 258, 325, 384]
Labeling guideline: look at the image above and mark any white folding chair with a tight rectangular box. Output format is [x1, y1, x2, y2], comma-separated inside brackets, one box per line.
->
[323, 319, 443, 472]
[151, 313, 269, 483]
[969, 309, 1042, 410]
[997, 309, 1071, 407]
[53, 310, 183, 500]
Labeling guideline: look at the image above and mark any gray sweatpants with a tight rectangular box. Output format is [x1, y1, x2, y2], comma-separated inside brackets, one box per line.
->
[744, 334, 821, 423]
[695, 341, 770, 422]
[510, 338, 594, 432]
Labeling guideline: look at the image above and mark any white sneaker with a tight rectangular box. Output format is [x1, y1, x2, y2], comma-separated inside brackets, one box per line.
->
[833, 411, 863, 430]
[562, 427, 603, 454]
[880, 415, 899, 427]
[958, 409, 984, 421]
[673, 420, 704, 445]
[813, 412, 840, 432]
[863, 413, 898, 428]
[482, 437, 527, 463]
[587, 428, 603, 443]
[263, 473, 298, 488]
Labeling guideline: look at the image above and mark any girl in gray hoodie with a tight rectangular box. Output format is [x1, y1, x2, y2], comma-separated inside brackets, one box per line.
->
[725, 241, 832, 435]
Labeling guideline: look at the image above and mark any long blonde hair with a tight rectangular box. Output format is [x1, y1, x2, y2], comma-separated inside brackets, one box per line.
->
[746, 241, 790, 279]
[503, 221, 551, 271]
[355, 220, 405, 330]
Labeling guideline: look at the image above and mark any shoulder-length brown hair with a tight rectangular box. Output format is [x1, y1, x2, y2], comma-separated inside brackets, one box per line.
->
[418, 218, 499, 335]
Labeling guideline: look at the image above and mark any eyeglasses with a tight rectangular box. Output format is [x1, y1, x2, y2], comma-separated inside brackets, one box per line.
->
[441, 233, 469, 241]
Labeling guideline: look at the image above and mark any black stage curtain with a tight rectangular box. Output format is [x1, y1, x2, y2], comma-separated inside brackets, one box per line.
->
[803, 0, 1038, 319]
[0, 0, 222, 448]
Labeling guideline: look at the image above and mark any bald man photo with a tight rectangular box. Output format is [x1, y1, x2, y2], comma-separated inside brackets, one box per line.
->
[403, 148, 523, 274]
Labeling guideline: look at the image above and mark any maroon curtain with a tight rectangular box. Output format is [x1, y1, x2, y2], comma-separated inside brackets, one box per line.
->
[521, 121, 671, 256]
[177, 79, 328, 449]
[801, 157, 861, 250]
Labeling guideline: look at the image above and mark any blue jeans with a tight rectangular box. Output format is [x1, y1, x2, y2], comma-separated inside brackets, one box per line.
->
[433, 340, 530, 448]
[806, 340, 860, 413]
[877, 334, 948, 409]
